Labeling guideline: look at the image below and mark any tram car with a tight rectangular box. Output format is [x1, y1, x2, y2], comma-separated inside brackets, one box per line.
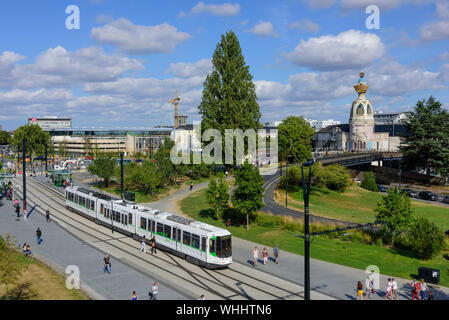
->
[65, 186, 232, 269]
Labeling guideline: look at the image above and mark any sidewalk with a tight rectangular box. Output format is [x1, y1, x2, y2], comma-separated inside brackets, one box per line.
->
[0, 198, 187, 300]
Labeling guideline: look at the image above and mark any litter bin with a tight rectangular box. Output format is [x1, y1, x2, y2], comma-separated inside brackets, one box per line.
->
[418, 267, 440, 285]
[125, 191, 135, 202]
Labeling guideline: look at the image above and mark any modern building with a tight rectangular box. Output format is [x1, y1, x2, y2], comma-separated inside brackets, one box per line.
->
[314, 72, 408, 152]
[47, 127, 171, 156]
[373, 111, 410, 125]
[28, 117, 72, 129]
[306, 119, 342, 131]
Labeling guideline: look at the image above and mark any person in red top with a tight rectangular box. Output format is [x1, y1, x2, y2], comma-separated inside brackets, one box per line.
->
[409, 280, 421, 300]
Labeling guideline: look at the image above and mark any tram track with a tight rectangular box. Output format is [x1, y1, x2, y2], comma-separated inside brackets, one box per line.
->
[14, 177, 306, 300]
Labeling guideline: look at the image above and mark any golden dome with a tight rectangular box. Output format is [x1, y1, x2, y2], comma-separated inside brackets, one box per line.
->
[354, 84, 368, 95]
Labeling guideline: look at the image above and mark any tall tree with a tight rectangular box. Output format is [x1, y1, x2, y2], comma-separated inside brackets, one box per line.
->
[278, 116, 315, 163]
[0, 131, 12, 145]
[400, 96, 449, 185]
[375, 188, 413, 247]
[198, 30, 261, 166]
[12, 124, 51, 171]
[206, 178, 229, 221]
[231, 162, 264, 230]
[88, 153, 116, 187]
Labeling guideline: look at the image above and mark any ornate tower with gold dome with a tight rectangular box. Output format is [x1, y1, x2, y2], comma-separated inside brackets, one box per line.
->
[349, 72, 375, 150]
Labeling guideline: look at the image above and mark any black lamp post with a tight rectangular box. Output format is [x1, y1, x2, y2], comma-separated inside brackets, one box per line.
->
[301, 159, 314, 300]
[285, 140, 292, 207]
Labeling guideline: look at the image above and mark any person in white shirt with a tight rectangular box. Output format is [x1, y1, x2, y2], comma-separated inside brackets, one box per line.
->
[384, 278, 393, 300]
[139, 236, 146, 253]
[149, 282, 159, 300]
[392, 278, 398, 300]
[252, 247, 260, 267]
[365, 277, 373, 299]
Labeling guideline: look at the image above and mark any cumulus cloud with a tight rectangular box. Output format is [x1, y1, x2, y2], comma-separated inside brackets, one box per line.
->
[90, 18, 191, 54]
[305, 0, 337, 9]
[178, 2, 240, 17]
[289, 19, 320, 33]
[247, 21, 278, 38]
[284, 30, 386, 71]
[165, 59, 212, 78]
[340, 0, 406, 10]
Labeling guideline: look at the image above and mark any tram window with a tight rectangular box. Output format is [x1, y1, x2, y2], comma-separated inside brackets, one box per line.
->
[115, 212, 120, 223]
[216, 236, 232, 258]
[201, 237, 206, 251]
[172, 228, 177, 240]
[140, 217, 147, 229]
[151, 221, 155, 233]
[192, 234, 200, 249]
[106, 209, 109, 218]
[100, 204, 104, 214]
[128, 213, 133, 225]
[124, 215, 128, 225]
[209, 238, 216, 255]
[164, 225, 171, 238]
[177, 229, 181, 242]
[183, 231, 191, 246]
[91, 201, 95, 210]
[75, 194, 78, 203]
[157, 223, 163, 235]
[121, 214, 124, 224]
[86, 199, 90, 208]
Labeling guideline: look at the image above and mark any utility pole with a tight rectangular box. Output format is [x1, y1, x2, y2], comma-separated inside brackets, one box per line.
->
[22, 139, 26, 213]
[301, 159, 314, 300]
[120, 152, 124, 200]
[45, 143, 48, 173]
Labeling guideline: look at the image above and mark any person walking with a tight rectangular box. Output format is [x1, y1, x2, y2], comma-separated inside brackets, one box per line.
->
[273, 244, 279, 264]
[252, 247, 260, 267]
[262, 247, 269, 265]
[139, 236, 146, 253]
[226, 219, 231, 228]
[419, 279, 429, 300]
[148, 282, 159, 300]
[365, 277, 373, 299]
[103, 254, 111, 274]
[409, 280, 421, 300]
[36, 228, 42, 244]
[356, 281, 364, 300]
[383, 278, 393, 300]
[131, 291, 139, 300]
[391, 278, 398, 300]
[150, 236, 157, 254]
[45, 209, 51, 223]
[15, 204, 20, 218]
[189, 182, 193, 191]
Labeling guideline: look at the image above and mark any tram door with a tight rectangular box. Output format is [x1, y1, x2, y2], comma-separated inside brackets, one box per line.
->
[200, 236, 206, 262]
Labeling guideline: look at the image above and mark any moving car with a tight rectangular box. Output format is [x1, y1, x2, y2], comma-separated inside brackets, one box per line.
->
[377, 184, 388, 192]
[442, 195, 449, 204]
[418, 191, 438, 201]
[401, 189, 418, 198]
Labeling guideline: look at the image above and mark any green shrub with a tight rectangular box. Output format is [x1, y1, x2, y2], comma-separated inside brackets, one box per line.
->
[403, 216, 446, 259]
[361, 171, 378, 192]
[323, 164, 350, 192]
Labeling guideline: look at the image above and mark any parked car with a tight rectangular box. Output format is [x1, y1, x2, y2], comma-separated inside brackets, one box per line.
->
[418, 191, 439, 201]
[353, 178, 361, 185]
[442, 195, 449, 204]
[377, 184, 388, 192]
[401, 189, 418, 198]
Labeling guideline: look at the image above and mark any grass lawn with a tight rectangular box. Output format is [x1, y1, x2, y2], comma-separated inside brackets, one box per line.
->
[0, 247, 88, 300]
[277, 184, 449, 229]
[179, 188, 449, 287]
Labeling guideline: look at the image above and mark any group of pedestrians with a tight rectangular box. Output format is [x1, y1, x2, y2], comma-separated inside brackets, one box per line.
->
[130, 282, 159, 300]
[251, 245, 279, 266]
[356, 277, 433, 300]
[139, 235, 157, 254]
[22, 242, 32, 257]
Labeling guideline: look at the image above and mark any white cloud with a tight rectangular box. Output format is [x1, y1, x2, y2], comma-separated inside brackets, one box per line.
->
[340, 0, 406, 10]
[420, 20, 449, 41]
[306, 0, 337, 9]
[165, 59, 212, 78]
[90, 18, 191, 54]
[284, 30, 386, 71]
[247, 21, 278, 38]
[179, 2, 240, 17]
[289, 19, 320, 33]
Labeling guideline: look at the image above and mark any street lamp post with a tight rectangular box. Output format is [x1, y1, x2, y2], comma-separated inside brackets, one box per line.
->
[301, 159, 314, 300]
[285, 140, 292, 207]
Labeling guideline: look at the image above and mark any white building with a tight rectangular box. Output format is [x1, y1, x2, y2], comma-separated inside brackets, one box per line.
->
[306, 119, 342, 131]
[170, 124, 202, 154]
[373, 111, 410, 125]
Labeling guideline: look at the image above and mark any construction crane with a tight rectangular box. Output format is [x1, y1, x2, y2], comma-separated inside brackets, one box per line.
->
[168, 91, 181, 128]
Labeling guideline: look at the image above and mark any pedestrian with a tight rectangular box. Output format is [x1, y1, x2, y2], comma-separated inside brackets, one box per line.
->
[150, 236, 157, 254]
[391, 278, 398, 300]
[36, 228, 42, 244]
[15, 204, 20, 218]
[14, 199, 18, 207]
[131, 291, 139, 300]
[23, 209, 27, 220]
[226, 219, 231, 228]
[45, 209, 51, 223]
[22, 242, 27, 254]
[148, 282, 159, 300]
[365, 277, 373, 299]
[419, 279, 429, 300]
[409, 280, 421, 300]
[356, 281, 364, 300]
[25, 244, 32, 257]
[189, 182, 193, 191]
[262, 247, 269, 265]
[225, 170, 228, 178]
[273, 244, 279, 264]
[427, 290, 434, 300]
[383, 278, 393, 300]
[103, 254, 111, 274]
[252, 247, 260, 267]
[139, 236, 146, 253]
[198, 294, 206, 300]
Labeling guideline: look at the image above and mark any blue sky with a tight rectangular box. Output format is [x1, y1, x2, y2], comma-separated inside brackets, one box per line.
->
[1, 0, 449, 130]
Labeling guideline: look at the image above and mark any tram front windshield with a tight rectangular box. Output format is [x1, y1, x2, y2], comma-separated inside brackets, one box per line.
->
[216, 235, 232, 258]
